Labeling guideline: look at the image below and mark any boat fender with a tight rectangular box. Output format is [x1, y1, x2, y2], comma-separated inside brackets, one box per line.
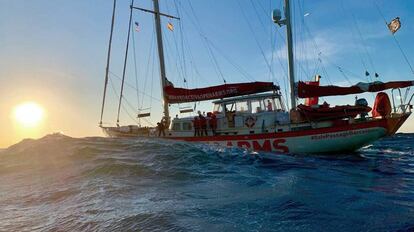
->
[372, 92, 391, 118]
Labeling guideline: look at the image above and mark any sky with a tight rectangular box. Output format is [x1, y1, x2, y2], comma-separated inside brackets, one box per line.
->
[1, 0, 414, 147]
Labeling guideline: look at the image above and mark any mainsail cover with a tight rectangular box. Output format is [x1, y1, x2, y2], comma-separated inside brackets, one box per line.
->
[298, 80, 414, 98]
[165, 82, 277, 104]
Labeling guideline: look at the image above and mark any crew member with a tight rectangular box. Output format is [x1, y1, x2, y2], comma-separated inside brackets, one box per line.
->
[192, 116, 200, 136]
[208, 112, 217, 135]
[157, 122, 165, 137]
[267, 100, 273, 111]
[199, 111, 208, 136]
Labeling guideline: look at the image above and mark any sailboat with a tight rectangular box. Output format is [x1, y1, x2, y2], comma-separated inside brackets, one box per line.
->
[99, 0, 413, 154]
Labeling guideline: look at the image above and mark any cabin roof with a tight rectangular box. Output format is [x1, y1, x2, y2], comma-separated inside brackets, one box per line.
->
[212, 92, 281, 104]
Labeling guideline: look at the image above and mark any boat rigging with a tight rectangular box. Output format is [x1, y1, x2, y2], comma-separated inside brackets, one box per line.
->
[98, 0, 414, 154]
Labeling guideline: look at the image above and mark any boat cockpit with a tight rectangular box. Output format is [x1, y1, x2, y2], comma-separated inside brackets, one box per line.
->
[169, 92, 290, 136]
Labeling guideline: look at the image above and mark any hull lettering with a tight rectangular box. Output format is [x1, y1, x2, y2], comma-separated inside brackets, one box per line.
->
[226, 139, 289, 153]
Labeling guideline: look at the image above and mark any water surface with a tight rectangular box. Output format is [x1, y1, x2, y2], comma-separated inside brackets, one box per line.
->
[1, 133, 413, 231]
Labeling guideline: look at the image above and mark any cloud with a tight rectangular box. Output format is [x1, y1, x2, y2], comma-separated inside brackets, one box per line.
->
[271, 20, 390, 65]
[273, 34, 338, 62]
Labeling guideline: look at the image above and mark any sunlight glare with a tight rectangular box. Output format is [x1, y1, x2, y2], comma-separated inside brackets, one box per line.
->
[14, 102, 44, 127]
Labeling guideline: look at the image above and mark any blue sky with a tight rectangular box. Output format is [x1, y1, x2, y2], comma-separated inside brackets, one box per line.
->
[1, 0, 414, 146]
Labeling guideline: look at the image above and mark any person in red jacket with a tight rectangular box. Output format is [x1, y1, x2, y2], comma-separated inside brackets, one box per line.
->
[208, 112, 217, 135]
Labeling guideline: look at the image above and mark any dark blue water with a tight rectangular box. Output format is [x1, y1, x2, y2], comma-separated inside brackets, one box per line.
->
[1, 133, 414, 231]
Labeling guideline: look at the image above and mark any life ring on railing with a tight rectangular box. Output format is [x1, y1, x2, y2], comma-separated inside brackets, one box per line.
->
[245, 116, 256, 128]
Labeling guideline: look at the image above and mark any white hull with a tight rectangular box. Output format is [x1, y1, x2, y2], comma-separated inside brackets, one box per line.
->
[207, 127, 386, 154]
[166, 114, 410, 154]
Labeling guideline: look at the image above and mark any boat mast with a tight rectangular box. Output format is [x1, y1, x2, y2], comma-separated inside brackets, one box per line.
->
[99, 0, 117, 126]
[130, 1, 179, 125]
[284, 0, 296, 109]
[153, 0, 170, 123]
[116, 0, 135, 126]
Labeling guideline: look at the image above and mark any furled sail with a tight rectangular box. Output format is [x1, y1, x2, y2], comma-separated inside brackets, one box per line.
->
[297, 80, 414, 98]
[165, 82, 278, 104]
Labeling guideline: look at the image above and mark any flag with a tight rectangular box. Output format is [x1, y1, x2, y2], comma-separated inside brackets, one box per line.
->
[388, 17, 401, 34]
[134, 22, 140, 32]
[167, 22, 174, 31]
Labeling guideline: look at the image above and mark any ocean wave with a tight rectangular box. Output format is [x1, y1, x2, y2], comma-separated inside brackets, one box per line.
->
[1, 133, 414, 231]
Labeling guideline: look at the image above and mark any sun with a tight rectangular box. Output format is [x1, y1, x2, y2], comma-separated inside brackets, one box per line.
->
[13, 102, 44, 127]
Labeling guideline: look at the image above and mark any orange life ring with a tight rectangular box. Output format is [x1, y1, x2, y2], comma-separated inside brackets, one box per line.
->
[245, 116, 256, 128]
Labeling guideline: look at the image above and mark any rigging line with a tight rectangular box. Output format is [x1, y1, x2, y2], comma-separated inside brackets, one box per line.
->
[205, 39, 227, 83]
[181, 34, 202, 86]
[374, 1, 414, 75]
[150, 36, 156, 112]
[184, 3, 225, 84]
[269, 4, 276, 83]
[204, 38, 255, 82]
[249, 0, 268, 33]
[140, 21, 155, 109]
[292, 0, 298, 81]
[391, 34, 414, 75]
[272, 28, 290, 109]
[323, 59, 361, 83]
[166, 1, 210, 86]
[178, 25, 201, 85]
[164, 0, 184, 84]
[186, 1, 226, 84]
[169, 24, 186, 84]
[163, 29, 182, 84]
[336, 66, 353, 85]
[293, 0, 331, 82]
[255, 0, 270, 17]
[294, 0, 310, 82]
[237, 0, 278, 85]
[297, 0, 310, 79]
[249, 0, 273, 81]
[272, 27, 289, 80]
[109, 76, 140, 125]
[300, 16, 333, 84]
[100, 0, 117, 126]
[255, 0, 315, 86]
[109, 72, 180, 112]
[123, 92, 155, 126]
[339, 1, 370, 82]
[116, 0, 135, 125]
[319, 59, 333, 86]
[131, 12, 140, 111]
[109, 71, 162, 103]
[174, 0, 189, 85]
[183, 36, 211, 85]
[351, 13, 378, 78]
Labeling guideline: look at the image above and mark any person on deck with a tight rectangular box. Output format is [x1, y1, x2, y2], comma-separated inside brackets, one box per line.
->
[192, 116, 200, 137]
[199, 111, 208, 136]
[208, 112, 217, 135]
[157, 122, 165, 137]
[267, 100, 273, 111]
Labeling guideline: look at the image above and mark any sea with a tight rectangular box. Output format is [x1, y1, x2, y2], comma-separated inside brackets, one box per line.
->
[0, 133, 413, 232]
